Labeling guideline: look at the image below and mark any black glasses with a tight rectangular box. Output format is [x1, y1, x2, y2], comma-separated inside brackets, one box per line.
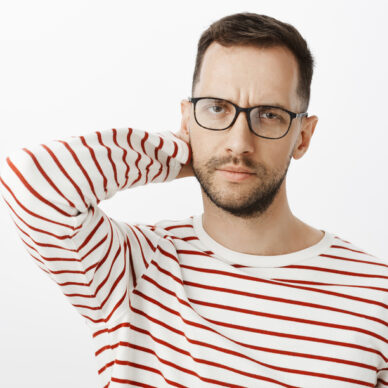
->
[188, 96, 308, 140]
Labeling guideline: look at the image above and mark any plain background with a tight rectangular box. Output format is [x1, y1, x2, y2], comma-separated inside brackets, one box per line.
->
[0, 0, 387, 386]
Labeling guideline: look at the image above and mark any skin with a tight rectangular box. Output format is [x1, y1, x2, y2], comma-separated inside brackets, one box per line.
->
[175, 42, 323, 256]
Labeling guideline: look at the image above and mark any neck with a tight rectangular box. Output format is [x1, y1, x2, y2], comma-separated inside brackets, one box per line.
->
[201, 181, 320, 256]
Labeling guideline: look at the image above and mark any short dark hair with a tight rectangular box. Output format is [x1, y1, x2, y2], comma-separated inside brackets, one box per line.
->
[192, 12, 315, 112]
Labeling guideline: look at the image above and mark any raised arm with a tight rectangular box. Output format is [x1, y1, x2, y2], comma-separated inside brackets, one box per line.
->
[0, 127, 191, 328]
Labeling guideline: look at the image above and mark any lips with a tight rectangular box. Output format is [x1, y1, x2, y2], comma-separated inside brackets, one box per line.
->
[217, 166, 255, 174]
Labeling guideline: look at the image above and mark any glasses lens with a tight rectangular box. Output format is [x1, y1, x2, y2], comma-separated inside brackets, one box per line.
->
[250, 106, 291, 138]
[195, 98, 235, 130]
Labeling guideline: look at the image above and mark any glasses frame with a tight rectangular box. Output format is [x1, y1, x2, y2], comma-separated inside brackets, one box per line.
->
[188, 96, 308, 140]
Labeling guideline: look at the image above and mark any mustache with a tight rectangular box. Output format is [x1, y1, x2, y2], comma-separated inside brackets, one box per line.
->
[209, 157, 256, 171]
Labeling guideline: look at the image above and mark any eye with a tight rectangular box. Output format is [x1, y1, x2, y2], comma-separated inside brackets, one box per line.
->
[261, 111, 280, 120]
[208, 104, 226, 113]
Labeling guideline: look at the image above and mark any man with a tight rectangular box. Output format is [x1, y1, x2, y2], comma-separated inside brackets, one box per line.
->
[1, 12, 387, 387]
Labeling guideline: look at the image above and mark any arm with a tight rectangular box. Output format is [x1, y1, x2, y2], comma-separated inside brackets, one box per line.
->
[0, 126, 191, 328]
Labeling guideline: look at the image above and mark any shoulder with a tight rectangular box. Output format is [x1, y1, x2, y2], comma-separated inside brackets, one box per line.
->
[329, 232, 388, 275]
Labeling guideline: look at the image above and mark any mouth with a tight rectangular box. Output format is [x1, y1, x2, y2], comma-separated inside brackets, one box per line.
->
[216, 169, 256, 182]
[217, 164, 255, 174]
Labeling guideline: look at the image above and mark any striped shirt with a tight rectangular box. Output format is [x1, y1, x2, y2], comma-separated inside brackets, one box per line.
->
[0, 126, 387, 388]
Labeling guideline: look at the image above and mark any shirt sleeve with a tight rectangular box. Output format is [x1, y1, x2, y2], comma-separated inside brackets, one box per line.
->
[0, 126, 191, 329]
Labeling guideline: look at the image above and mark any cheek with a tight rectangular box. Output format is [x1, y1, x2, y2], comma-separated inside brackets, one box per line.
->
[261, 142, 292, 170]
[190, 129, 213, 159]
[191, 138, 223, 174]
[191, 140, 210, 166]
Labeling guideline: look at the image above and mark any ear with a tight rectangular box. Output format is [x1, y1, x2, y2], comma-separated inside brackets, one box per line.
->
[292, 115, 319, 160]
[180, 98, 191, 138]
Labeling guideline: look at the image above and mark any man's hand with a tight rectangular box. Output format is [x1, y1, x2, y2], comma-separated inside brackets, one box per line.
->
[176, 162, 194, 179]
[172, 128, 194, 179]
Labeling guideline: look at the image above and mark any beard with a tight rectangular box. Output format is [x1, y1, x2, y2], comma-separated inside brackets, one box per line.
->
[191, 149, 293, 220]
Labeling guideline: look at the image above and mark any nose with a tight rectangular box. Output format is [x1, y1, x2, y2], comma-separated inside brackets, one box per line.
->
[224, 110, 256, 155]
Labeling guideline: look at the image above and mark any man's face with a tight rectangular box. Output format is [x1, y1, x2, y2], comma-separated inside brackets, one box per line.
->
[180, 42, 317, 220]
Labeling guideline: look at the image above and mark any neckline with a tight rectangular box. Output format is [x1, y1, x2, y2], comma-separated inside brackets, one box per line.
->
[192, 213, 335, 267]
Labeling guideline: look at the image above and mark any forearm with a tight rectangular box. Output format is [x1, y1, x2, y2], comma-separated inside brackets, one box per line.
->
[0, 127, 190, 221]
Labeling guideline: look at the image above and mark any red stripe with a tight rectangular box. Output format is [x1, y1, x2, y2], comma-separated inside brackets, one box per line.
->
[77, 216, 105, 251]
[140, 132, 154, 185]
[6, 156, 73, 216]
[287, 263, 388, 279]
[57, 139, 99, 203]
[150, 136, 164, 182]
[93, 247, 125, 308]
[157, 245, 179, 264]
[80, 234, 109, 262]
[122, 128, 134, 187]
[112, 128, 130, 189]
[111, 378, 156, 387]
[171, 131, 192, 165]
[93, 218, 116, 272]
[125, 235, 137, 288]
[177, 248, 213, 257]
[69, 245, 122, 303]
[271, 278, 388, 292]
[26, 251, 45, 266]
[41, 143, 90, 209]
[151, 259, 183, 285]
[133, 225, 158, 252]
[18, 236, 77, 262]
[320, 252, 388, 268]
[96, 131, 120, 189]
[23, 146, 78, 209]
[169, 137, 180, 158]
[112, 360, 187, 388]
[126, 223, 151, 269]
[164, 223, 193, 230]
[115, 344, 245, 388]
[14, 221, 78, 250]
[162, 139, 178, 182]
[2, 196, 76, 239]
[128, 128, 145, 186]
[82, 288, 127, 324]
[79, 134, 108, 193]
[331, 244, 376, 255]
[0, 176, 76, 230]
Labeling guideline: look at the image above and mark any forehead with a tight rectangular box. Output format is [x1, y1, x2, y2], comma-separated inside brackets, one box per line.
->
[195, 42, 300, 110]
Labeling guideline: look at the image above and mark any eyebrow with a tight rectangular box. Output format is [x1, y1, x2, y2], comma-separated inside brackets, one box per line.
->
[259, 102, 289, 110]
[205, 96, 290, 111]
